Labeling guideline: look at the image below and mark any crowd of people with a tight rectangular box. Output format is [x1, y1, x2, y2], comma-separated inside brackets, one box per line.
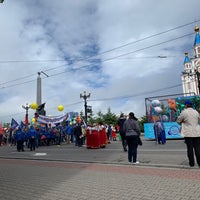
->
[0, 121, 120, 151]
[1, 101, 200, 167]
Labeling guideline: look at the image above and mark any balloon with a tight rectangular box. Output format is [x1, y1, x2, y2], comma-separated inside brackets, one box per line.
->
[30, 102, 38, 109]
[151, 100, 161, 107]
[31, 118, 36, 123]
[57, 105, 64, 111]
[77, 116, 81, 123]
[162, 115, 168, 122]
[154, 106, 162, 113]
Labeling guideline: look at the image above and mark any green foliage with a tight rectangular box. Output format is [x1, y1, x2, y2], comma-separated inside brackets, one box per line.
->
[80, 107, 147, 133]
[103, 107, 118, 125]
[81, 107, 118, 126]
[138, 115, 148, 132]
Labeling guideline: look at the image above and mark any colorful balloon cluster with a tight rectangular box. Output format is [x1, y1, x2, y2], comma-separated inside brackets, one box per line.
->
[151, 99, 164, 123]
[151, 99, 162, 114]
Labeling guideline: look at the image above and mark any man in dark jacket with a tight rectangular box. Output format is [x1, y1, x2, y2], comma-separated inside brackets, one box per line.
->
[14, 127, 25, 152]
[28, 126, 37, 151]
[73, 123, 83, 147]
[117, 113, 127, 151]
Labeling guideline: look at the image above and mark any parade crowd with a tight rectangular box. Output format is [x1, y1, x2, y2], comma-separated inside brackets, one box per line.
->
[0, 122, 118, 152]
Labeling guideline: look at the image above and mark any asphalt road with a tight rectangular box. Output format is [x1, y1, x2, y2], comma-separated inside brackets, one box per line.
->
[0, 137, 192, 168]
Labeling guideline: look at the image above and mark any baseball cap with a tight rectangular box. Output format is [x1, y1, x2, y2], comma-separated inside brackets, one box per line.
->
[184, 100, 192, 106]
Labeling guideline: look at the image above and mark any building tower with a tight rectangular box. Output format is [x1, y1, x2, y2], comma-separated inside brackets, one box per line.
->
[181, 26, 200, 96]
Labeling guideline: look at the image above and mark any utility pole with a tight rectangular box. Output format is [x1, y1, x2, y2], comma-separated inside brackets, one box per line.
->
[80, 91, 91, 124]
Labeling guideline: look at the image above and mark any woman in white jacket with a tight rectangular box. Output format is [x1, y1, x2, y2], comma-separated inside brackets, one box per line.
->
[176, 100, 200, 167]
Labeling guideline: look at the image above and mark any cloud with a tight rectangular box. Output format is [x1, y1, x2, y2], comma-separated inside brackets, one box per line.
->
[0, 0, 200, 123]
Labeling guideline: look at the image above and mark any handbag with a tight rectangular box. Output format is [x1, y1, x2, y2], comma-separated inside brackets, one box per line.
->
[138, 137, 142, 146]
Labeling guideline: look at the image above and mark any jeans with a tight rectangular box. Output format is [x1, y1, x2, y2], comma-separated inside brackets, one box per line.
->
[120, 133, 127, 151]
[185, 137, 200, 166]
[29, 138, 36, 151]
[126, 135, 139, 162]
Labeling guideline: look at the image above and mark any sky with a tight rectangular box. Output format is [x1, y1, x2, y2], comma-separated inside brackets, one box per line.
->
[0, 0, 200, 123]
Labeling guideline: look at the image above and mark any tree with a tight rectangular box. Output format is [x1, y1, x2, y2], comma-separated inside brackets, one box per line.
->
[95, 110, 104, 124]
[103, 107, 118, 126]
[138, 115, 148, 132]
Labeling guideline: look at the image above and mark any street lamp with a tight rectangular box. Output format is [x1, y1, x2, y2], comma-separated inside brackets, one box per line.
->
[80, 91, 91, 124]
[22, 103, 30, 127]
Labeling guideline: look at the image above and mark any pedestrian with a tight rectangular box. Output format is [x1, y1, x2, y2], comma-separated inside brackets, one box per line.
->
[28, 126, 37, 151]
[73, 122, 83, 147]
[117, 113, 127, 152]
[176, 100, 200, 167]
[14, 127, 25, 152]
[66, 123, 73, 144]
[153, 118, 166, 144]
[123, 112, 141, 164]
[107, 125, 112, 143]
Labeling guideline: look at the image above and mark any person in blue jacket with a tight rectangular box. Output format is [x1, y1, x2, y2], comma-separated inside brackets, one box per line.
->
[28, 126, 37, 151]
[14, 127, 25, 152]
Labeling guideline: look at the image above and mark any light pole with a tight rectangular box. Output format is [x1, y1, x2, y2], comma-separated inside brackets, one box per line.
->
[80, 91, 90, 124]
[22, 103, 30, 127]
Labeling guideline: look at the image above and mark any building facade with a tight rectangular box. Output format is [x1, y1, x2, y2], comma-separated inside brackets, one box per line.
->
[182, 26, 200, 96]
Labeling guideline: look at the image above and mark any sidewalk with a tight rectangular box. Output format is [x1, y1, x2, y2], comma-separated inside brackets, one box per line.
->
[1, 138, 200, 200]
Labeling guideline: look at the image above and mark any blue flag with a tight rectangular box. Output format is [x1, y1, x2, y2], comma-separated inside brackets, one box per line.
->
[20, 121, 26, 129]
[11, 118, 19, 130]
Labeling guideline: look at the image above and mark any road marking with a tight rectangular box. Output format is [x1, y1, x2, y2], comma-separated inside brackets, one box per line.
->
[34, 153, 47, 156]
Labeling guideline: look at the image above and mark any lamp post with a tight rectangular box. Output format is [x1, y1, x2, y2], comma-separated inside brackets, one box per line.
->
[80, 91, 90, 123]
[22, 103, 30, 127]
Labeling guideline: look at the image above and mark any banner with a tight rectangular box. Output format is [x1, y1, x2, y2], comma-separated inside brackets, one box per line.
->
[37, 113, 69, 124]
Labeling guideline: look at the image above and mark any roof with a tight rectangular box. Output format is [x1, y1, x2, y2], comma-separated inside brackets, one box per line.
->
[184, 53, 191, 64]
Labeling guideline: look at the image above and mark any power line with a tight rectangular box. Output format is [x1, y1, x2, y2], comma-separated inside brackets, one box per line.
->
[0, 19, 197, 90]
[0, 83, 182, 119]
[89, 84, 182, 102]
[0, 31, 193, 90]
[0, 19, 198, 65]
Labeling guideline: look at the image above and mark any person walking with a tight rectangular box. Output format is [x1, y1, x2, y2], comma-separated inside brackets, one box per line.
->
[123, 112, 141, 164]
[176, 100, 200, 167]
[117, 113, 127, 151]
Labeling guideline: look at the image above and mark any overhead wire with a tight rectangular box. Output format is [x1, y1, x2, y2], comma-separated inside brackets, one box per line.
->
[0, 19, 198, 87]
[0, 19, 199, 64]
[0, 32, 194, 89]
